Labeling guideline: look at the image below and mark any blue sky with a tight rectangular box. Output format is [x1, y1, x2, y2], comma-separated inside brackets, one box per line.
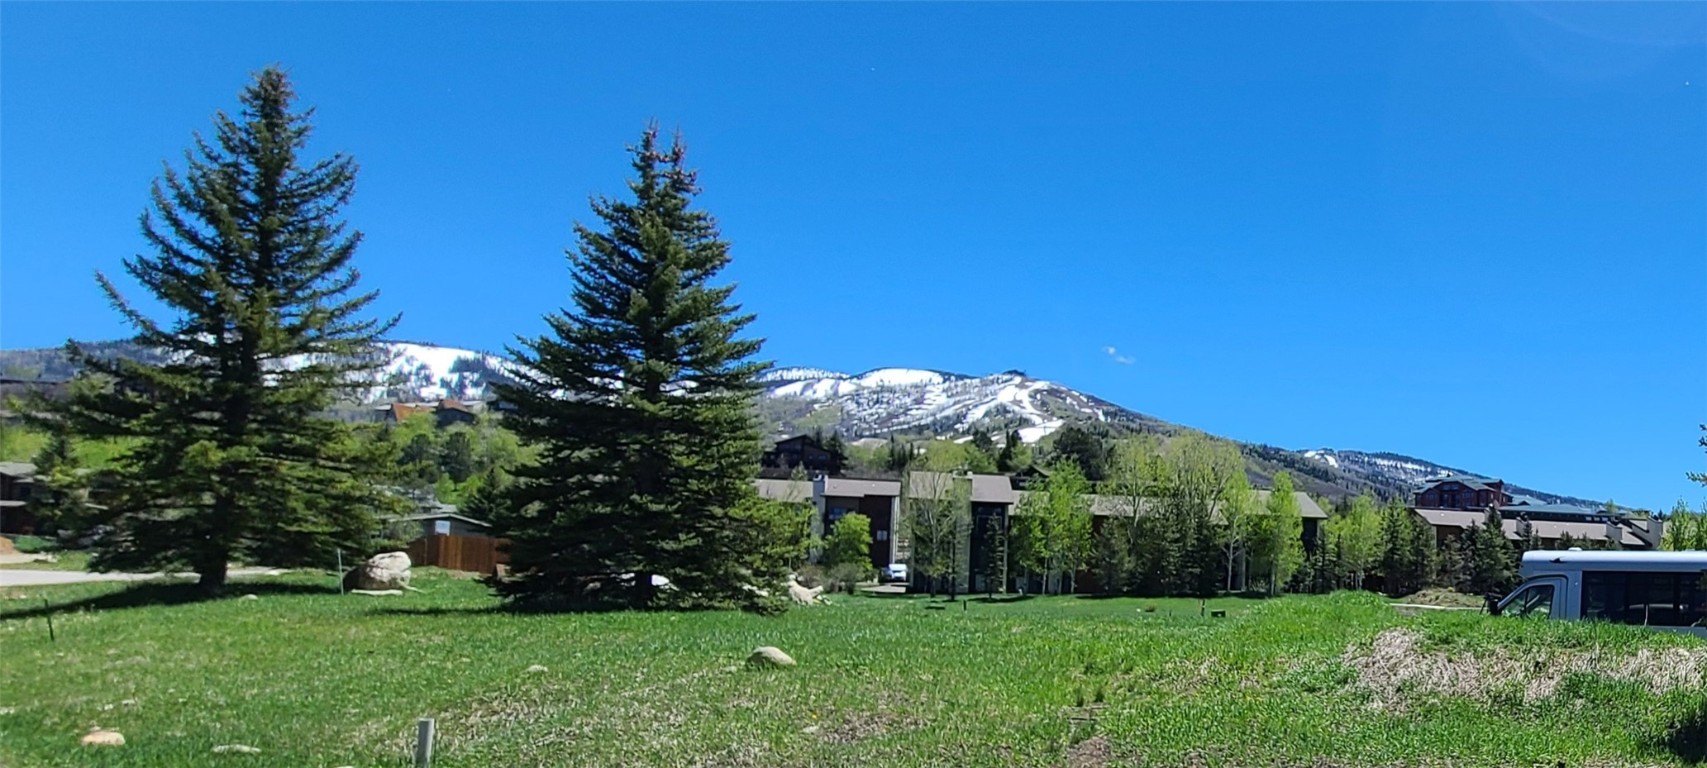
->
[3, 3, 1704, 510]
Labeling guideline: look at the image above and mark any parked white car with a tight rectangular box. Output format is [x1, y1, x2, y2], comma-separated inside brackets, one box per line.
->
[882, 563, 909, 583]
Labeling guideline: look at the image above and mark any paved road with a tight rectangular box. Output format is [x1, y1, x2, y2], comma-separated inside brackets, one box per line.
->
[0, 568, 280, 588]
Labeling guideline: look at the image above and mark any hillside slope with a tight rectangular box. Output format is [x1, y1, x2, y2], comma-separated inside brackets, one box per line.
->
[1, 341, 1597, 503]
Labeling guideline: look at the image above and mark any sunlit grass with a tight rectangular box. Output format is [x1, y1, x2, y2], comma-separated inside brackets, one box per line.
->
[1, 576, 1702, 767]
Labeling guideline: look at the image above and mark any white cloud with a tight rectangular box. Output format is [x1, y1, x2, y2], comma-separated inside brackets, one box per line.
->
[1104, 346, 1134, 365]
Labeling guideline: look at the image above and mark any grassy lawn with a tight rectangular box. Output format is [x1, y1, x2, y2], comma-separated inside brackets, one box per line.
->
[0, 550, 92, 571]
[2, 574, 1705, 767]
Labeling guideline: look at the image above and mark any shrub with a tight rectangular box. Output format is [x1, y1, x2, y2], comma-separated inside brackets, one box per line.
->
[794, 564, 827, 590]
[827, 562, 871, 594]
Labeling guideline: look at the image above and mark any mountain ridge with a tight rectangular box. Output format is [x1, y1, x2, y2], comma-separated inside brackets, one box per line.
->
[0, 340, 1603, 506]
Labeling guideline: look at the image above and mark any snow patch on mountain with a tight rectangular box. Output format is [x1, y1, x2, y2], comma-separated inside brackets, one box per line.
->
[760, 368, 1097, 442]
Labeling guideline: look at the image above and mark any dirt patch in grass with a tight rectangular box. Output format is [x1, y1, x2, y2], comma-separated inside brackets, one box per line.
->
[1392, 588, 1485, 609]
[816, 691, 925, 745]
[1345, 628, 1707, 710]
[1063, 734, 1112, 768]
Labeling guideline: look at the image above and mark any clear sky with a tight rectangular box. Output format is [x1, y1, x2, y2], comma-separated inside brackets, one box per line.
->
[3, 3, 1704, 510]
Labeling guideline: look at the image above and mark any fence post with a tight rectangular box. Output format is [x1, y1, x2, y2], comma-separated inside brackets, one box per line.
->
[337, 548, 345, 595]
[414, 717, 436, 767]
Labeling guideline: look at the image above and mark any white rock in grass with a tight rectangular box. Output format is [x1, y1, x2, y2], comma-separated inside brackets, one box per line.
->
[0, 706, 15, 715]
[212, 744, 260, 754]
[343, 551, 412, 591]
[525, 664, 549, 674]
[239, 594, 258, 601]
[747, 646, 796, 668]
[81, 729, 125, 746]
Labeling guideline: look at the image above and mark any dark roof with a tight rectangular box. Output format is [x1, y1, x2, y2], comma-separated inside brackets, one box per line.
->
[0, 462, 36, 480]
[906, 472, 1016, 505]
[1416, 474, 1501, 492]
[1509, 503, 1607, 518]
[391, 512, 491, 528]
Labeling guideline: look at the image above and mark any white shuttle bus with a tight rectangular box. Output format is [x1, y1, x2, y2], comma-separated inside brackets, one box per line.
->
[1494, 550, 1707, 636]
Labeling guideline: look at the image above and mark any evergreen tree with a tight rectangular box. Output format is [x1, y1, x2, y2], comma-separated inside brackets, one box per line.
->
[822, 432, 849, 474]
[440, 429, 476, 484]
[1378, 499, 1433, 597]
[460, 467, 510, 524]
[886, 435, 913, 472]
[43, 68, 396, 594]
[493, 126, 785, 610]
[1050, 425, 1109, 482]
[28, 426, 88, 534]
[401, 432, 441, 485]
[997, 430, 1021, 473]
[1466, 509, 1516, 595]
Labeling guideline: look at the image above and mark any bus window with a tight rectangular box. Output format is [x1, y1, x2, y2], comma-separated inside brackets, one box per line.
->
[1506, 583, 1557, 619]
[1583, 572, 1627, 622]
[1584, 571, 1707, 627]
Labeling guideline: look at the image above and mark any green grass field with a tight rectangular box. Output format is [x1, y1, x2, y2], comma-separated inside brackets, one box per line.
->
[2, 573, 1705, 767]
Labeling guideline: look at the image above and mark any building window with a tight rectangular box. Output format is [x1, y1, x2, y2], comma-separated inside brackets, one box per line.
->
[433, 520, 450, 535]
[876, 530, 888, 542]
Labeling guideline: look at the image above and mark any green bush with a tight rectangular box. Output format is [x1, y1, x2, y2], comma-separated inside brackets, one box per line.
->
[793, 564, 827, 589]
[827, 562, 871, 594]
[8, 535, 55, 553]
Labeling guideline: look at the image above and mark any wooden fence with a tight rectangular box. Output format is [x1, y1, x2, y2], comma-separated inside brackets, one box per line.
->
[408, 534, 509, 574]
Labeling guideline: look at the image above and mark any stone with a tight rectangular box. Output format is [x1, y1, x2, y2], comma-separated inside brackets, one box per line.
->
[239, 594, 258, 601]
[802, 724, 822, 735]
[788, 582, 826, 606]
[747, 646, 796, 668]
[81, 729, 125, 747]
[342, 551, 412, 592]
[212, 744, 261, 754]
[525, 664, 548, 674]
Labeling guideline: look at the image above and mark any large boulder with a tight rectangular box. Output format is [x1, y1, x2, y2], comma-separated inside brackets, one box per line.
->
[343, 552, 412, 592]
[788, 582, 826, 605]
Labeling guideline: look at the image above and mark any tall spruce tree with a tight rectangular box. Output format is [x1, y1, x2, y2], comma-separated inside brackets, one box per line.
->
[45, 68, 396, 593]
[494, 126, 786, 610]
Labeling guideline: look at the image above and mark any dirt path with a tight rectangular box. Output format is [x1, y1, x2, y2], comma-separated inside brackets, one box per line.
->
[0, 567, 279, 587]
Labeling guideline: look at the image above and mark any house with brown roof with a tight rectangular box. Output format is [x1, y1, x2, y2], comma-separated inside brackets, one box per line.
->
[379, 398, 479, 427]
[1411, 505, 1662, 550]
[1414, 475, 1511, 510]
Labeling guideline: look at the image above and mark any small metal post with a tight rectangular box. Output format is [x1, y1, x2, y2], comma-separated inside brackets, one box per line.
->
[414, 717, 435, 767]
[337, 549, 345, 595]
[44, 599, 55, 642]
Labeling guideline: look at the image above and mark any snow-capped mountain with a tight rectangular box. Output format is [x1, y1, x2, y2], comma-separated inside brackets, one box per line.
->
[757, 366, 1140, 443]
[0, 339, 517, 404]
[0, 340, 1598, 502]
[367, 342, 515, 402]
[1298, 448, 1600, 509]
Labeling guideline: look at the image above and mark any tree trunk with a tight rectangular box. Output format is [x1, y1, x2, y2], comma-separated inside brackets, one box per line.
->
[197, 560, 228, 596]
